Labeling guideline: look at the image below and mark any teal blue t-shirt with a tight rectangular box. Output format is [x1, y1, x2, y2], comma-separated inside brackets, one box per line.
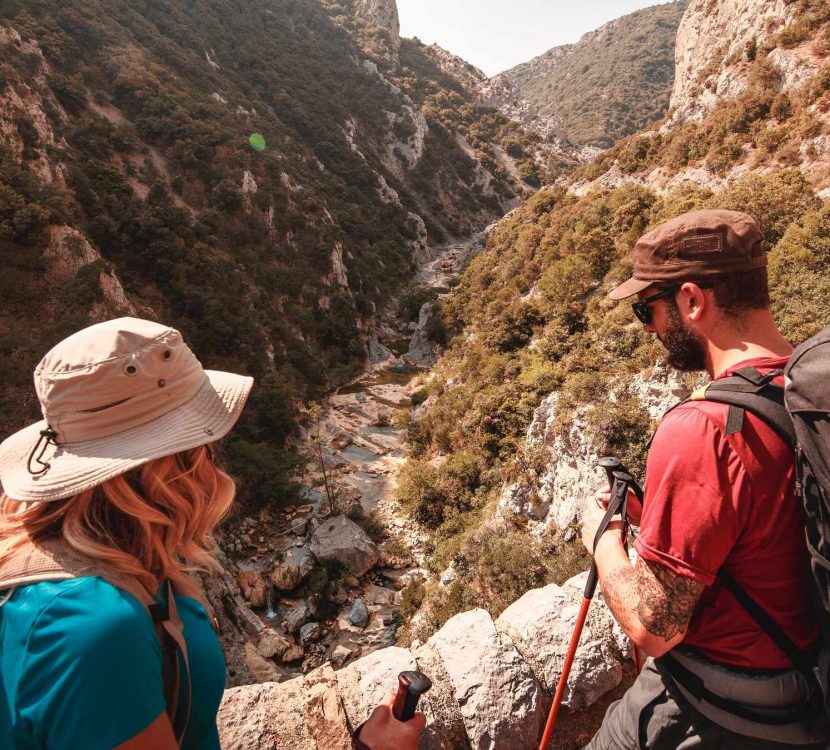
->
[0, 577, 226, 750]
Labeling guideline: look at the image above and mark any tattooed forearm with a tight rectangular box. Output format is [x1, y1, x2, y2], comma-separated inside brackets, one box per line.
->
[601, 559, 703, 643]
[634, 559, 703, 640]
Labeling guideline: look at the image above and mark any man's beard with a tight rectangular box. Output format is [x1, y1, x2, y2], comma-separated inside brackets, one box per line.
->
[661, 302, 708, 372]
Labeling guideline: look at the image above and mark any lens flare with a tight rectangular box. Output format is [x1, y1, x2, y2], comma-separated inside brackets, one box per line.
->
[249, 133, 266, 152]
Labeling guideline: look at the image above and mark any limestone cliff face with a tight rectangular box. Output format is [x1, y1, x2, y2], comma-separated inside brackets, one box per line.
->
[353, 0, 401, 61]
[497, 365, 692, 535]
[0, 27, 134, 323]
[569, 0, 830, 195]
[423, 42, 570, 142]
[668, 0, 816, 124]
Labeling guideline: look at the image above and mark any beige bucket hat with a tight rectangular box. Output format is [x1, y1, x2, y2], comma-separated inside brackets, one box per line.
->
[0, 317, 253, 502]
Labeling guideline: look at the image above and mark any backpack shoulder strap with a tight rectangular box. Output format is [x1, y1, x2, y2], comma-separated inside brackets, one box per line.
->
[688, 369, 820, 692]
[0, 537, 155, 608]
[689, 367, 796, 446]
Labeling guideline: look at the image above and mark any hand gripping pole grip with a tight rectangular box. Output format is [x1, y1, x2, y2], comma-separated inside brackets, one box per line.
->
[392, 670, 432, 721]
[584, 458, 628, 599]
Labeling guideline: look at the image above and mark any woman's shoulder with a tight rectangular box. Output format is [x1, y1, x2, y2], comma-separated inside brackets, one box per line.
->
[10, 576, 157, 651]
[4, 580, 168, 750]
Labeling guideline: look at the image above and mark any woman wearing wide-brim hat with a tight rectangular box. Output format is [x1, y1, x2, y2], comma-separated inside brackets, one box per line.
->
[0, 317, 424, 750]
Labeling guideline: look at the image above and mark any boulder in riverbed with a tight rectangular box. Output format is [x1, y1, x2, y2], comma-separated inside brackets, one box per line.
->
[236, 569, 267, 608]
[310, 515, 380, 576]
[285, 601, 310, 634]
[269, 546, 315, 592]
[348, 598, 369, 628]
[256, 628, 291, 660]
[300, 621, 321, 646]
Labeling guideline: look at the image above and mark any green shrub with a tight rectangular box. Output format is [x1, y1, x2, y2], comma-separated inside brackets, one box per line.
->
[346, 505, 388, 543]
[769, 202, 830, 343]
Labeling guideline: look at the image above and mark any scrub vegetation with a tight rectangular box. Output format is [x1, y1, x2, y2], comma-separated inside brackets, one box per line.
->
[502, 1, 687, 148]
[396, 168, 830, 636]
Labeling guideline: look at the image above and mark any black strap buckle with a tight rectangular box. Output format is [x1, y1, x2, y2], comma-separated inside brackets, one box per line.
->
[733, 366, 783, 387]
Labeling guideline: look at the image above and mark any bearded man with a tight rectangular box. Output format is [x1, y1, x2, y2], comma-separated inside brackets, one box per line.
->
[581, 210, 828, 748]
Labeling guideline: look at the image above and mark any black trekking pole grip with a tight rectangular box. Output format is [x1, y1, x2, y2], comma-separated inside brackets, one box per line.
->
[392, 670, 432, 721]
[585, 458, 623, 598]
[598, 456, 622, 489]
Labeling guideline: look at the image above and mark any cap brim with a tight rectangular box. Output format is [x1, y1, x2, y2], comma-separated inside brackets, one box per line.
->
[0, 370, 253, 502]
[608, 276, 654, 300]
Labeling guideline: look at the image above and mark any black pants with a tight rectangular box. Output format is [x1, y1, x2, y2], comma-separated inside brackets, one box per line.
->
[585, 658, 829, 750]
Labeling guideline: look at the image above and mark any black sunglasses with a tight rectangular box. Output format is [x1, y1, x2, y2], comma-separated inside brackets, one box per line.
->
[631, 286, 679, 325]
[631, 282, 713, 324]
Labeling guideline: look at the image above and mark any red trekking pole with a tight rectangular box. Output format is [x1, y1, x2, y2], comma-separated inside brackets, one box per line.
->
[538, 458, 629, 750]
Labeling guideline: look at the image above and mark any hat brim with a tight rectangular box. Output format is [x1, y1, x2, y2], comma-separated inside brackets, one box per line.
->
[0, 370, 253, 502]
[608, 276, 654, 300]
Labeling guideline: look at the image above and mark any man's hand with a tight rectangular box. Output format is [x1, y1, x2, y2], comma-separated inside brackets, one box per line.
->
[356, 691, 426, 750]
[581, 490, 624, 554]
[581, 482, 644, 554]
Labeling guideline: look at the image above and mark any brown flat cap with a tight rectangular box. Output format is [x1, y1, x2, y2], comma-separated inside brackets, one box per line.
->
[609, 209, 766, 300]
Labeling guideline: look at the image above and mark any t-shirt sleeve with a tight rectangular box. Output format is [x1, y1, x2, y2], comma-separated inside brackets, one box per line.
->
[634, 405, 751, 586]
[17, 577, 166, 750]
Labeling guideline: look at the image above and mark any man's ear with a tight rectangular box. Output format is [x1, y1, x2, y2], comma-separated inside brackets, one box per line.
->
[678, 282, 709, 322]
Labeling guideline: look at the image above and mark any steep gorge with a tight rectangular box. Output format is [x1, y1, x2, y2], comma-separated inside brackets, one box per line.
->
[0, 0, 572, 510]
[5, 0, 830, 747]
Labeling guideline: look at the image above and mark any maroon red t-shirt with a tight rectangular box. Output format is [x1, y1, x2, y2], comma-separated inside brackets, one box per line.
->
[634, 356, 818, 670]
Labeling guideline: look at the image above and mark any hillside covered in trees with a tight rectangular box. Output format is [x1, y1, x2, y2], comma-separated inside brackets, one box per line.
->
[0, 0, 570, 507]
[496, 1, 687, 148]
[396, 0, 830, 640]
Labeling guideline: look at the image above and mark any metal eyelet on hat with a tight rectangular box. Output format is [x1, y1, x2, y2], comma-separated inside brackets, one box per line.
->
[163, 350, 172, 360]
[158, 379, 166, 388]
[124, 363, 138, 376]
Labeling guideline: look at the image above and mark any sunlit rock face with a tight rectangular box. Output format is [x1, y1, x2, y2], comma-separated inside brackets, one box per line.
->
[667, 0, 816, 125]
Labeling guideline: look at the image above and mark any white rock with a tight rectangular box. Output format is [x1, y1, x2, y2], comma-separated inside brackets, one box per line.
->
[256, 628, 290, 660]
[668, 0, 804, 125]
[219, 681, 310, 749]
[405, 301, 439, 367]
[331, 644, 355, 668]
[269, 546, 315, 591]
[363, 582, 399, 606]
[427, 609, 541, 749]
[243, 642, 281, 684]
[336, 646, 417, 728]
[497, 363, 688, 534]
[284, 602, 310, 634]
[496, 583, 625, 709]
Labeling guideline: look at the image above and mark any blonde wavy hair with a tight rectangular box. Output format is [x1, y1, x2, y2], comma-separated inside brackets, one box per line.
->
[0, 445, 235, 598]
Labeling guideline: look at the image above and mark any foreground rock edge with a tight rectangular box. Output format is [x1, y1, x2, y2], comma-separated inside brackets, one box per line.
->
[217, 570, 630, 749]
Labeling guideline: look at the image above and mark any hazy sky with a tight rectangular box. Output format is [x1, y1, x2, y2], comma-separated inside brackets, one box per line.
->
[397, 0, 666, 77]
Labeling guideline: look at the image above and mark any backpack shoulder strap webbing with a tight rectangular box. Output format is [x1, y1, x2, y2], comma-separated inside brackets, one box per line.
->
[647, 367, 794, 451]
[689, 367, 796, 446]
[0, 538, 192, 745]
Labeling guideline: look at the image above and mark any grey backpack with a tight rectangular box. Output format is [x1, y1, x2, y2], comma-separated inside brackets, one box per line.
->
[785, 326, 830, 643]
